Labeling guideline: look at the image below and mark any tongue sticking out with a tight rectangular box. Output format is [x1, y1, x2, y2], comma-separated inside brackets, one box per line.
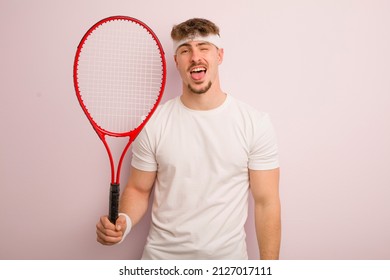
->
[191, 70, 206, 81]
[191, 72, 205, 81]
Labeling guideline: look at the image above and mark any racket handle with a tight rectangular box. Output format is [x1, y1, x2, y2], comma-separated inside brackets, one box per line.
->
[109, 183, 120, 224]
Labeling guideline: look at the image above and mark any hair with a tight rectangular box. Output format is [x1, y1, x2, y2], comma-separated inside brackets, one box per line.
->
[171, 18, 220, 41]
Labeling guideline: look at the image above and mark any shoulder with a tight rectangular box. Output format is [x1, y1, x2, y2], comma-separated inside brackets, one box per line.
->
[131, 97, 180, 160]
[146, 97, 180, 126]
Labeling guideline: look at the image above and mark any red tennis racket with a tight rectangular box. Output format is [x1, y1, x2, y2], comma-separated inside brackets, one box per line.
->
[73, 16, 166, 224]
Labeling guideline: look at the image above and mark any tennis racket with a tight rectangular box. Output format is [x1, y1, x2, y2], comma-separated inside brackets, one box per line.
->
[73, 16, 166, 224]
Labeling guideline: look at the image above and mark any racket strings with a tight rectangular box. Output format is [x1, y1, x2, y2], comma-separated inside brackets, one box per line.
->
[76, 19, 164, 133]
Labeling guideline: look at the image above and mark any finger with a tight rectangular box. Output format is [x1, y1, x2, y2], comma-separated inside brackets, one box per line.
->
[96, 235, 120, 246]
[100, 215, 116, 230]
[96, 228, 122, 245]
[96, 221, 122, 238]
[96, 215, 120, 236]
[96, 215, 122, 245]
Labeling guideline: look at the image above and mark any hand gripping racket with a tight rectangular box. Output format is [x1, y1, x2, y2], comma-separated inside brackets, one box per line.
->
[73, 16, 166, 224]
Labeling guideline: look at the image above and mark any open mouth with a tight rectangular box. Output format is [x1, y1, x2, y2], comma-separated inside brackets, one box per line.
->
[190, 67, 207, 81]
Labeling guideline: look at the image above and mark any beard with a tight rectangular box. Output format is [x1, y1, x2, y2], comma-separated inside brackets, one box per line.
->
[188, 81, 212, 94]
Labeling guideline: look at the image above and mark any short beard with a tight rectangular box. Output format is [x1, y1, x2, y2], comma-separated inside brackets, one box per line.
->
[188, 81, 212, 94]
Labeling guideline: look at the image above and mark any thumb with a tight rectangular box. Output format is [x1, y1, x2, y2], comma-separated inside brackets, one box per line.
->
[115, 215, 127, 233]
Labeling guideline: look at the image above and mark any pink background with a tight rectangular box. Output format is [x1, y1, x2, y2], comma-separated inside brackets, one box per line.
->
[1, 0, 389, 260]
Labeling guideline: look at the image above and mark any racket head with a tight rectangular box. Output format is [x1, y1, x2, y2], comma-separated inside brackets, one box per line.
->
[73, 16, 166, 138]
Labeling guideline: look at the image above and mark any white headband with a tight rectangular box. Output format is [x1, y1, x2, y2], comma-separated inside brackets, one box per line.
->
[173, 34, 222, 53]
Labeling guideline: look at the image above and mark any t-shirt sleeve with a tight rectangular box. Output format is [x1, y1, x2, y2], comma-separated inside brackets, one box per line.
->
[248, 114, 279, 170]
[131, 128, 158, 172]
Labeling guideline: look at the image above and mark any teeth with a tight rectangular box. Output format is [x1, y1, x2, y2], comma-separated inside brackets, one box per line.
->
[191, 67, 206, 73]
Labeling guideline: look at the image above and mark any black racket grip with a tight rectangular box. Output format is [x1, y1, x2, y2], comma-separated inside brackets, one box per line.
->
[109, 183, 120, 224]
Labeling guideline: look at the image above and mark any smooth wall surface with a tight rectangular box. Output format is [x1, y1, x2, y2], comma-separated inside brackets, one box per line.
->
[1, 0, 389, 259]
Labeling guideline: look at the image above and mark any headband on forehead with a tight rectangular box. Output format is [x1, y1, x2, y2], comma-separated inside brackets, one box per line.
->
[173, 34, 222, 53]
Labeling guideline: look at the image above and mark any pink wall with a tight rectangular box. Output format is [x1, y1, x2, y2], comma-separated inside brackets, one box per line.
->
[1, 0, 389, 259]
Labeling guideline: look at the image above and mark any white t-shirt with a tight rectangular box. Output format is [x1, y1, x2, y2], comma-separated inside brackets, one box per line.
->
[131, 94, 279, 259]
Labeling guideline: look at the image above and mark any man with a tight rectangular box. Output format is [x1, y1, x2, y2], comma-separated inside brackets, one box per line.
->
[96, 18, 281, 260]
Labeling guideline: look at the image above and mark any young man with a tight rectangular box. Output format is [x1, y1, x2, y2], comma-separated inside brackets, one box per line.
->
[96, 18, 281, 260]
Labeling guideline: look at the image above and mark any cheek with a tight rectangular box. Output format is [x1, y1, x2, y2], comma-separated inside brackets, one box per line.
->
[176, 64, 189, 80]
[175, 55, 184, 68]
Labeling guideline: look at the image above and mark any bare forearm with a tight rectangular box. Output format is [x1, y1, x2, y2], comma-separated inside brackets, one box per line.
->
[119, 186, 151, 227]
[255, 201, 281, 260]
[118, 168, 156, 227]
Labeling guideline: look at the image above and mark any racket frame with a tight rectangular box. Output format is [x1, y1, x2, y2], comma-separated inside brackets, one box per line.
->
[73, 16, 166, 223]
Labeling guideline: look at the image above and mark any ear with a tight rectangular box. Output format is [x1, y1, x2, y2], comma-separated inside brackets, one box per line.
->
[174, 54, 178, 68]
[217, 48, 224, 65]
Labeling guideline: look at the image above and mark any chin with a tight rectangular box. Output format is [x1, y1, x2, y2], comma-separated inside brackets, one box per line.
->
[188, 81, 212, 94]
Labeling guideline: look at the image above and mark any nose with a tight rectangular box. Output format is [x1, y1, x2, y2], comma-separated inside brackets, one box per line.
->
[190, 48, 201, 63]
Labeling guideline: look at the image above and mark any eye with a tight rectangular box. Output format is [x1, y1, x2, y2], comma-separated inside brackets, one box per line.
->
[200, 45, 210, 51]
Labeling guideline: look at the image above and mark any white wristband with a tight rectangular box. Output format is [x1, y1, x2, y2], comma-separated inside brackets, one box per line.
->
[117, 213, 132, 244]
